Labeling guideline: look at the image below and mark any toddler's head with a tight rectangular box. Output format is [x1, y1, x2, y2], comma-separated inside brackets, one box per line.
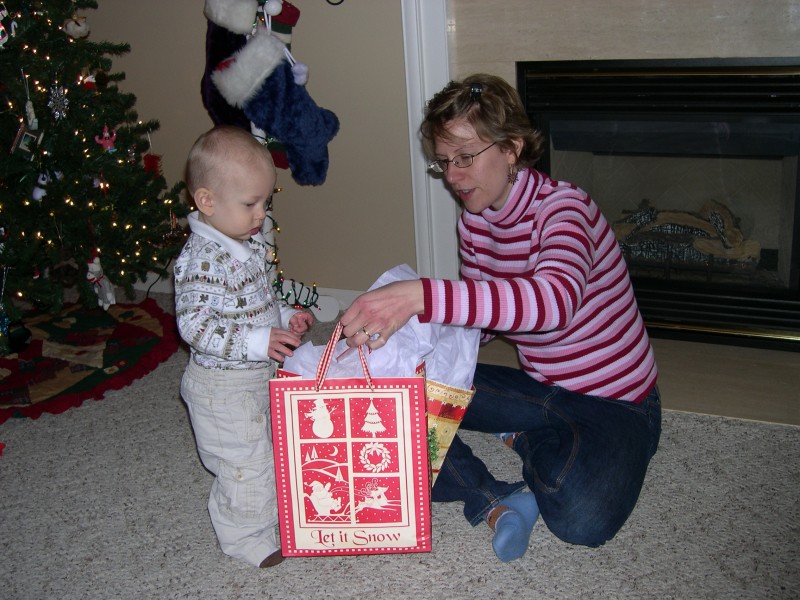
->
[185, 126, 277, 241]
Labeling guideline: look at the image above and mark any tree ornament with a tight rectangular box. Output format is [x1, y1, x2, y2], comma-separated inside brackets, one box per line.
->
[142, 133, 162, 177]
[21, 69, 38, 129]
[86, 256, 116, 310]
[95, 124, 117, 152]
[143, 152, 162, 176]
[32, 173, 50, 201]
[0, 4, 18, 50]
[11, 124, 44, 159]
[81, 72, 96, 90]
[25, 99, 37, 129]
[31, 170, 63, 201]
[62, 15, 89, 39]
[93, 175, 108, 191]
[48, 84, 69, 120]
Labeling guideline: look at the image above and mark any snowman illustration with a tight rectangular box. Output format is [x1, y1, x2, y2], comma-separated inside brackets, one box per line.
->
[305, 398, 334, 438]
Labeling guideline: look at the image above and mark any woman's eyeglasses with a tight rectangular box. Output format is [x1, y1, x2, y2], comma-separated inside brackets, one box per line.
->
[427, 142, 497, 173]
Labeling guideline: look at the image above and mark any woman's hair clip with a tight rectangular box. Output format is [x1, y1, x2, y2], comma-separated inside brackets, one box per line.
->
[470, 83, 483, 101]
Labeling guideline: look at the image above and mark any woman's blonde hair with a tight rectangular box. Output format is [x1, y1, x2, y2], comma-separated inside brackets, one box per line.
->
[420, 74, 544, 168]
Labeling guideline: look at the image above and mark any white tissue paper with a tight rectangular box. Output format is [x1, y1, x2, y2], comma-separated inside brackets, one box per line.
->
[283, 264, 481, 390]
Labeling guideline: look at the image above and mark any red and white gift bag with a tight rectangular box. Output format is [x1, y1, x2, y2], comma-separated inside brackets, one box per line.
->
[270, 323, 431, 557]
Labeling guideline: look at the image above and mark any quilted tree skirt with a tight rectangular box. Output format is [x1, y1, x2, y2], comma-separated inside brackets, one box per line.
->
[0, 298, 180, 425]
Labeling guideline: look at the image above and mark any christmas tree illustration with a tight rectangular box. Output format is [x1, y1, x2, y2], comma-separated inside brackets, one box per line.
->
[0, 0, 187, 320]
[361, 401, 387, 436]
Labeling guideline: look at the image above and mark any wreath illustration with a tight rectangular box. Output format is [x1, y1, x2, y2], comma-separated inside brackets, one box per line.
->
[359, 441, 391, 473]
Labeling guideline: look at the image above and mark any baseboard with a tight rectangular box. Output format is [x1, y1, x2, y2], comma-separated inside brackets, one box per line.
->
[316, 287, 361, 309]
[133, 270, 174, 295]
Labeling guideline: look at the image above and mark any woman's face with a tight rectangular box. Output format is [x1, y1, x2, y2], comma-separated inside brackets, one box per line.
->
[434, 118, 520, 213]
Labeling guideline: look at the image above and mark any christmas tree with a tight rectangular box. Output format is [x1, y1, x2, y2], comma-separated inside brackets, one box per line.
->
[0, 0, 187, 320]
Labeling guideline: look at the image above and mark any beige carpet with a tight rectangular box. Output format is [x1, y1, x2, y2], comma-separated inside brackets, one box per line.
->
[1, 330, 798, 598]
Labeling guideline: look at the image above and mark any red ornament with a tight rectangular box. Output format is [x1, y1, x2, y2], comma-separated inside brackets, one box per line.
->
[270, 148, 289, 170]
[143, 153, 162, 177]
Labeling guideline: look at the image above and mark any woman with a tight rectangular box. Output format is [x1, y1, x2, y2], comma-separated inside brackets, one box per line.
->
[341, 74, 661, 562]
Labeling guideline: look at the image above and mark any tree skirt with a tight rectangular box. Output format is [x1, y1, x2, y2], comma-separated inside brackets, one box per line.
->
[0, 298, 179, 425]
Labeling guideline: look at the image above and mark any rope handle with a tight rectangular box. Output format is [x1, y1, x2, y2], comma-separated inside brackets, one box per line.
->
[315, 322, 374, 391]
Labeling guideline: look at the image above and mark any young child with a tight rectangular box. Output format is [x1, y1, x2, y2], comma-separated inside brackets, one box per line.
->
[174, 125, 314, 568]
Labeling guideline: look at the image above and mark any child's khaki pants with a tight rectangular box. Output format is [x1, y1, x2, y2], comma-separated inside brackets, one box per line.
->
[181, 359, 279, 567]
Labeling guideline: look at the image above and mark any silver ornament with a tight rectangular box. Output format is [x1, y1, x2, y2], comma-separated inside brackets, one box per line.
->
[48, 85, 69, 120]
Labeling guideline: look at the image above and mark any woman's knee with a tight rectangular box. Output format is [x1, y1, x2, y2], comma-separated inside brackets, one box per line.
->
[541, 501, 630, 547]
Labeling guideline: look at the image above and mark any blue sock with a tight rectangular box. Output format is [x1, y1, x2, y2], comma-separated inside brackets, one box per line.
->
[495, 431, 519, 449]
[502, 490, 540, 528]
[492, 510, 528, 562]
[490, 491, 539, 562]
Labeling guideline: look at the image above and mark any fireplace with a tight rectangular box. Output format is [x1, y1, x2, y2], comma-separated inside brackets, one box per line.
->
[517, 58, 800, 350]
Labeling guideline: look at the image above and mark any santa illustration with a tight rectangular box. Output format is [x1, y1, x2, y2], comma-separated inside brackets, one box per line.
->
[305, 480, 341, 517]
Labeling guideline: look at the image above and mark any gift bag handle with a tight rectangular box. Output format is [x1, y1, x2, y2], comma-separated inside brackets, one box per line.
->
[316, 321, 374, 391]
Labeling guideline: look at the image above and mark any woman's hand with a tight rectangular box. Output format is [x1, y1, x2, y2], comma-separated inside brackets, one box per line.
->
[340, 279, 425, 350]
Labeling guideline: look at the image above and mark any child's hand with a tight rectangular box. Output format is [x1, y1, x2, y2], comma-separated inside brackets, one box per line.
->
[268, 328, 302, 362]
[289, 310, 314, 335]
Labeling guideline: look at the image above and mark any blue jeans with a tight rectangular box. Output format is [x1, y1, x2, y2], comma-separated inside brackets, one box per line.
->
[431, 363, 661, 547]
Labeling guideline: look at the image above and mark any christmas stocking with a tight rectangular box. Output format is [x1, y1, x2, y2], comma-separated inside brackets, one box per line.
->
[211, 29, 339, 185]
[202, 0, 306, 172]
[201, 21, 251, 131]
[203, 0, 259, 34]
[200, 0, 257, 117]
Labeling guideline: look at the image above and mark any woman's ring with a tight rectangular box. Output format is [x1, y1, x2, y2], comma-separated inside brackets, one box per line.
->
[361, 327, 370, 337]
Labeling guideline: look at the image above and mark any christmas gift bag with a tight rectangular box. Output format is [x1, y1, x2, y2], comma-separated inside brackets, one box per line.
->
[281, 264, 480, 490]
[270, 322, 431, 557]
[417, 366, 475, 486]
[357, 264, 479, 487]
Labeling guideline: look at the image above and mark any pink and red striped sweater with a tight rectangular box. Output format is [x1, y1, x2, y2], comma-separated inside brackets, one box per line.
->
[420, 169, 657, 403]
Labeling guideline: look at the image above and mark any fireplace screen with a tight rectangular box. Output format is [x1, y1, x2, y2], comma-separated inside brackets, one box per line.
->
[518, 59, 800, 348]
